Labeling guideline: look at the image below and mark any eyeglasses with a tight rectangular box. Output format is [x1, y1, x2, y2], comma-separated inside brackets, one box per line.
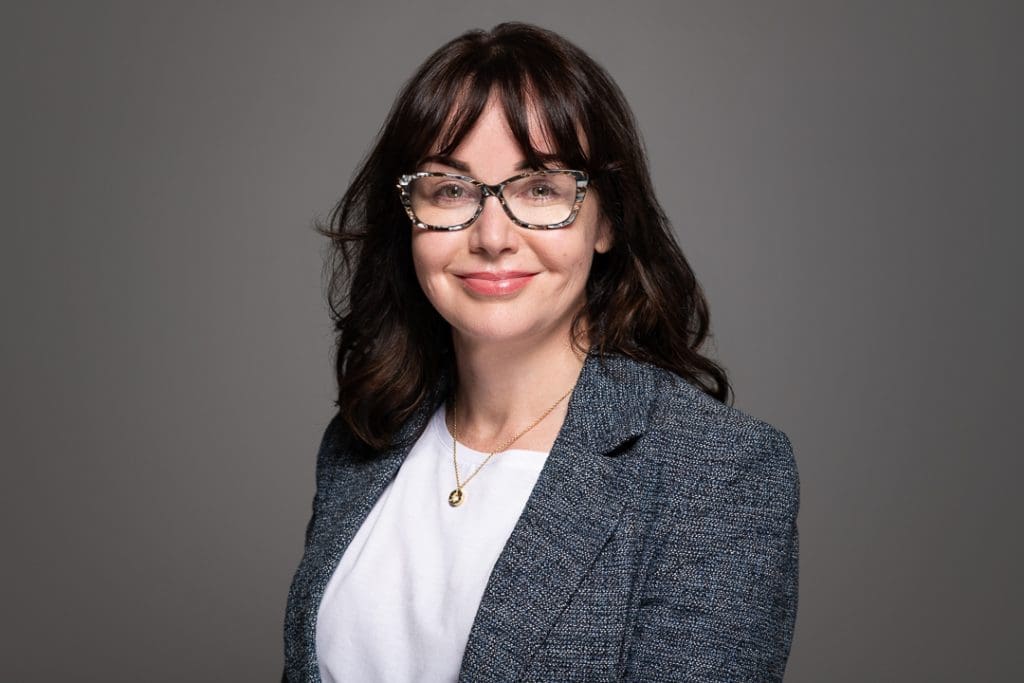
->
[396, 169, 589, 231]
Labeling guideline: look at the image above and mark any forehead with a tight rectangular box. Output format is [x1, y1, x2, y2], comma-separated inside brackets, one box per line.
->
[426, 87, 587, 167]
[449, 99, 554, 161]
[432, 95, 544, 153]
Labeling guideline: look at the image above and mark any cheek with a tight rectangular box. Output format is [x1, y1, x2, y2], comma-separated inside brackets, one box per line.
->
[410, 236, 433, 292]
[568, 252, 596, 290]
[540, 230, 600, 279]
[411, 234, 452, 298]
[555, 247, 592, 275]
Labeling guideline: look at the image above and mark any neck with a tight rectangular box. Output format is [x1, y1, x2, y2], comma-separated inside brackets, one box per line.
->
[448, 331, 587, 453]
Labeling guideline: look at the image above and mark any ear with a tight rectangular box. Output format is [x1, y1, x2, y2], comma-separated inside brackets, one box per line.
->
[594, 214, 614, 254]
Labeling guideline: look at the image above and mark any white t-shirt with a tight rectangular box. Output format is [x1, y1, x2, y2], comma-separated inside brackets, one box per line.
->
[315, 404, 549, 683]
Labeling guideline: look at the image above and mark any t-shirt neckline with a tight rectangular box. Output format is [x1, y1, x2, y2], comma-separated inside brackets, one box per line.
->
[429, 404, 549, 459]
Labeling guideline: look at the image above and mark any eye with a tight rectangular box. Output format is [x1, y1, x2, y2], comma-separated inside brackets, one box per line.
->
[440, 184, 464, 199]
[522, 182, 562, 201]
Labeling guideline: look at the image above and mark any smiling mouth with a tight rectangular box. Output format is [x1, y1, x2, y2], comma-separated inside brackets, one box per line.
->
[456, 272, 537, 296]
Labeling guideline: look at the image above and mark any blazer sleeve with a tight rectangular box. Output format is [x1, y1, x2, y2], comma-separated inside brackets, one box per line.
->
[301, 412, 347, 547]
[624, 424, 800, 682]
[282, 413, 345, 683]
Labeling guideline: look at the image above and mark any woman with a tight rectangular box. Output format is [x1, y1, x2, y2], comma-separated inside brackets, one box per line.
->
[284, 22, 799, 683]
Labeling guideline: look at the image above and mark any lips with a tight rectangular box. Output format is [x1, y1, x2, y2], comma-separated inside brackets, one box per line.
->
[456, 271, 537, 296]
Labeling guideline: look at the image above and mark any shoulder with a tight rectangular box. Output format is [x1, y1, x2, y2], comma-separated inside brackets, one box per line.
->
[311, 411, 369, 478]
[612, 356, 799, 521]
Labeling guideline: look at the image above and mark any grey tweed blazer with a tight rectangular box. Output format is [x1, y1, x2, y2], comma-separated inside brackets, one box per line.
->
[283, 353, 800, 682]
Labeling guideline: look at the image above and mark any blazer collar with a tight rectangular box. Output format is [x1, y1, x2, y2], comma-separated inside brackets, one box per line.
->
[288, 352, 660, 681]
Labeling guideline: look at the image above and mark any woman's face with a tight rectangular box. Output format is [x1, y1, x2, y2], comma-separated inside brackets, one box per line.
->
[411, 96, 612, 349]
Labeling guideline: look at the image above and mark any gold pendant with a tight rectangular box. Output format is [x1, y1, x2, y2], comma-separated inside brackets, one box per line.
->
[448, 488, 465, 507]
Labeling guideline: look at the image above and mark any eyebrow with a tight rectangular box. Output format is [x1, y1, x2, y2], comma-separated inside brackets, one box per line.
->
[419, 154, 563, 174]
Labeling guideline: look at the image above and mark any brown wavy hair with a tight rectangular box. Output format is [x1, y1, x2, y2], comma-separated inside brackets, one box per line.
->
[318, 22, 731, 450]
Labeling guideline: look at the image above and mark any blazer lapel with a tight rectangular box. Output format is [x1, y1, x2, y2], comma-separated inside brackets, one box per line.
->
[457, 353, 655, 682]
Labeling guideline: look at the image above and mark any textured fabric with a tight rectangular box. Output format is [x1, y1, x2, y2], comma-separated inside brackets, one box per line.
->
[283, 352, 800, 682]
[315, 404, 548, 682]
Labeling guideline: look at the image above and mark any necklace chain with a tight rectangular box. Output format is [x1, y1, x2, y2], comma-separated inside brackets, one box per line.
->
[447, 387, 573, 507]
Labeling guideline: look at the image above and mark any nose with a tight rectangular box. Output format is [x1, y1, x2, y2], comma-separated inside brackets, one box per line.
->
[467, 194, 518, 256]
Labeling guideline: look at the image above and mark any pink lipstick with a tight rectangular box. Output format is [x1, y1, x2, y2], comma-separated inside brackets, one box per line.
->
[456, 271, 536, 296]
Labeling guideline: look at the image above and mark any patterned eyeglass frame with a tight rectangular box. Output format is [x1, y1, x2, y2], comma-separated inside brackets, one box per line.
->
[395, 169, 589, 231]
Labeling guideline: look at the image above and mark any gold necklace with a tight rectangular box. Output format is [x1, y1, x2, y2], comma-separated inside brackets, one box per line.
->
[447, 388, 573, 508]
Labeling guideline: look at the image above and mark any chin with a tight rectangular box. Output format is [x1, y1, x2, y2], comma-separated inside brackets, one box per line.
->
[453, 323, 538, 344]
[450, 314, 575, 348]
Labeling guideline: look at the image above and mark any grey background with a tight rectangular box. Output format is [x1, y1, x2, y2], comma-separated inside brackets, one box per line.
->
[3, 1, 1021, 681]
